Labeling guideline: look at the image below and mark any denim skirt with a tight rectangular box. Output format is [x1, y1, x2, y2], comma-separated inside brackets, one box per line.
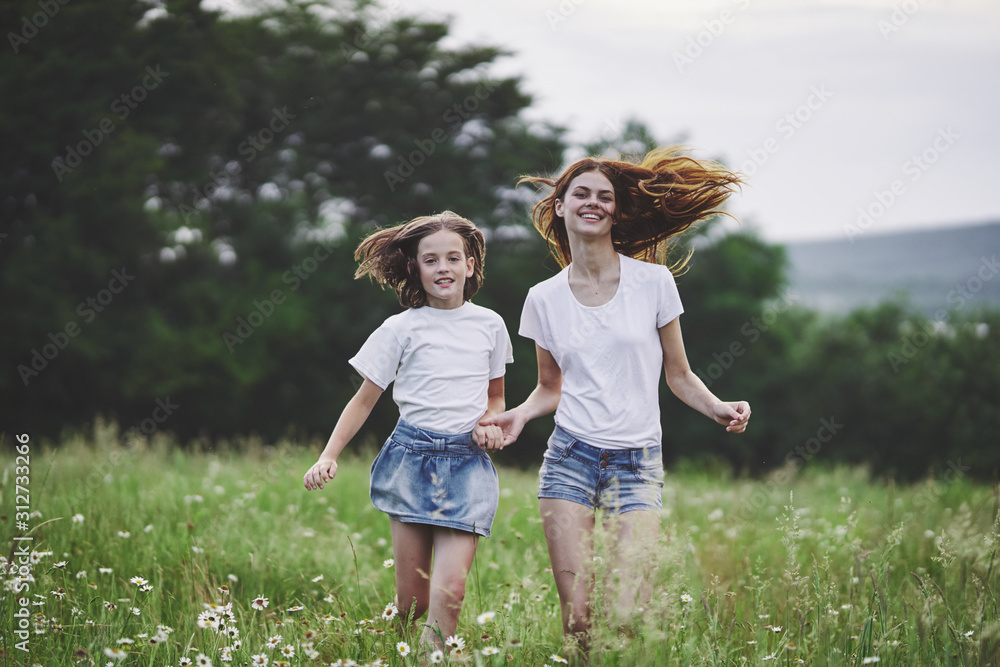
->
[538, 425, 664, 513]
[370, 419, 500, 537]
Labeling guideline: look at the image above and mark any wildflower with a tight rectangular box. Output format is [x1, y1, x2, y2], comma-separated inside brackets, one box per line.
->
[280, 645, 295, 658]
[72, 514, 85, 523]
[219, 647, 233, 662]
[477, 610, 497, 624]
[312, 574, 324, 582]
[131, 607, 141, 616]
[382, 602, 398, 620]
[287, 605, 304, 612]
[396, 642, 411, 656]
[104, 648, 127, 661]
[771, 626, 783, 633]
[429, 650, 445, 664]
[251, 595, 269, 610]
[861, 659, 880, 665]
[104, 601, 117, 611]
[445, 635, 466, 651]
[51, 589, 65, 599]
[507, 638, 522, 648]
[680, 593, 693, 603]
[965, 631, 974, 637]
[118, 531, 131, 538]
[196, 612, 219, 629]
[324, 594, 336, 603]
[762, 654, 777, 662]
[179, 658, 193, 666]
[383, 559, 394, 568]
[195, 654, 213, 666]
[250, 656, 269, 666]
[266, 635, 282, 649]
[131, 576, 149, 587]
[550, 655, 569, 664]
[747, 641, 757, 645]
[218, 585, 229, 595]
[886, 640, 900, 647]
[117, 638, 135, 645]
[144, 524, 154, 533]
[53, 561, 67, 568]
[99, 568, 113, 574]
[158, 624, 174, 634]
[303, 646, 319, 659]
[76, 570, 87, 579]
[482, 646, 500, 655]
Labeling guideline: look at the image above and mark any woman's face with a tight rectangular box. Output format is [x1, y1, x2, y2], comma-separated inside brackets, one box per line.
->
[554, 169, 616, 240]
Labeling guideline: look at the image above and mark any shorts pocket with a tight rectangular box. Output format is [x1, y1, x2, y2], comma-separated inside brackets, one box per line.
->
[632, 447, 664, 485]
[542, 430, 574, 464]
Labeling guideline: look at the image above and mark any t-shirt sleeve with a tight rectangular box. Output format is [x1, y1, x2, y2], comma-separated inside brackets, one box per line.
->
[348, 321, 403, 390]
[518, 289, 550, 350]
[489, 317, 514, 379]
[656, 267, 685, 327]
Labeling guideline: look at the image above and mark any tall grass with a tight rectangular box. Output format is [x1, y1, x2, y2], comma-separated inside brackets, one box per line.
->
[2, 422, 997, 666]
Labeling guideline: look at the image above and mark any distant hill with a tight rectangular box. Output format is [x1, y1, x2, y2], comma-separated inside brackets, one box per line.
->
[783, 221, 1000, 318]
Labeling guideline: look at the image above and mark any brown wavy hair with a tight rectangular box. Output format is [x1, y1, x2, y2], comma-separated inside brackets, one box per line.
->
[519, 146, 742, 271]
[354, 211, 486, 308]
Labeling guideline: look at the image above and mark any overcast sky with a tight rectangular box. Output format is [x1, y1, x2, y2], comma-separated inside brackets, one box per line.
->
[210, 0, 1000, 243]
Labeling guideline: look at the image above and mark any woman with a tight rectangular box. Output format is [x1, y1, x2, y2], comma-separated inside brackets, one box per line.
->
[482, 147, 751, 644]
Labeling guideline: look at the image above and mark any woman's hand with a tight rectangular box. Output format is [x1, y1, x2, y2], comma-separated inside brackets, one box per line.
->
[303, 458, 339, 490]
[479, 408, 528, 448]
[473, 423, 505, 451]
[713, 401, 751, 433]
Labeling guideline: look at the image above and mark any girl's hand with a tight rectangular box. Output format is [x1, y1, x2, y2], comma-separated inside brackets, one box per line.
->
[303, 458, 338, 490]
[713, 401, 751, 433]
[473, 423, 505, 452]
[479, 409, 527, 448]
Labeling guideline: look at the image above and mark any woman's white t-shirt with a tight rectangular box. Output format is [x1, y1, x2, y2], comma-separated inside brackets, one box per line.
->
[519, 254, 683, 450]
[350, 302, 513, 434]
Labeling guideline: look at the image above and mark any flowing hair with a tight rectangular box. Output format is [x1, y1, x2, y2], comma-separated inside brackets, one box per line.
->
[519, 146, 743, 272]
[354, 211, 486, 308]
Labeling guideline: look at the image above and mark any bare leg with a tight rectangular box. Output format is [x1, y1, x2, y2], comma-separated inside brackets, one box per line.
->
[603, 509, 660, 629]
[421, 527, 478, 649]
[540, 498, 595, 645]
[390, 520, 433, 625]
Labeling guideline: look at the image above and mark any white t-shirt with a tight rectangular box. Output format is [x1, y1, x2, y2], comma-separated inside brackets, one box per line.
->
[519, 254, 684, 450]
[350, 302, 513, 434]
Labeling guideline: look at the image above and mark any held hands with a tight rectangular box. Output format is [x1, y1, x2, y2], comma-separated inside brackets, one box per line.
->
[478, 409, 527, 449]
[472, 423, 505, 451]
[713, 401, 751, 433]
[303, 457, 338, 490]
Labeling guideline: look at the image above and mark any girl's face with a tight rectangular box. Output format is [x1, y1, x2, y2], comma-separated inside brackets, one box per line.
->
[416, 229, 474, 309]
[554, 169, 616, 240]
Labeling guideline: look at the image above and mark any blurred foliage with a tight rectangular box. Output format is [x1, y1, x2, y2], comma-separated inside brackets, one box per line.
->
[1, 0, 997, 481]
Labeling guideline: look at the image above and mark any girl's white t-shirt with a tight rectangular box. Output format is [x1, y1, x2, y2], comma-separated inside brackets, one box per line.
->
[350, 302, 513, 434]
[519, 254, 684, 450]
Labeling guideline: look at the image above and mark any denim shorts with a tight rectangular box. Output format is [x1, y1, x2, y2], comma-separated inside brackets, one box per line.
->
[537, 425, 664, 513]
[370, 419, 499, 537]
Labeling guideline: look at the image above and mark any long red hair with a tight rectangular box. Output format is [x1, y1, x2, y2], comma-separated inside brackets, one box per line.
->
[519, 146, 742, 271]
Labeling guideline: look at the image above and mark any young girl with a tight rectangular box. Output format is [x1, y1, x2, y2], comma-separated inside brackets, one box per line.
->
[303, 211, 512, 649]
[482, 147, 751, 645]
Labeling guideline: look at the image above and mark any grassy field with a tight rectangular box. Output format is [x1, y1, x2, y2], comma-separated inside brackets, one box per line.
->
[2, 423, 998, 666]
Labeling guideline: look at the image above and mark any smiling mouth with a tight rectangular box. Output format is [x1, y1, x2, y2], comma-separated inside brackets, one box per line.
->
[581, 212, 601, 220]
[435, 278, 455, 286]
